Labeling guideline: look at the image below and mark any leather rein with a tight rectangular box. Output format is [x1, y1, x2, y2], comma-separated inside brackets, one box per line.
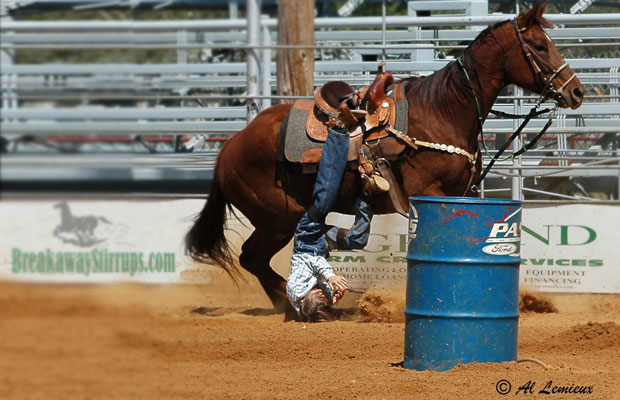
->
[459, 19, 578, 191]
[377, 18, 574, 213]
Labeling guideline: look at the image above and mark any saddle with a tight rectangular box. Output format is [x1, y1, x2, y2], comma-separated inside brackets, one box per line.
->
[281, 63, 408, 168]
[305, 62, 398, 144]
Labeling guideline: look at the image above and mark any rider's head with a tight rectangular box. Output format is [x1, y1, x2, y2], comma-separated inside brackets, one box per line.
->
[299, 287, 345, 322]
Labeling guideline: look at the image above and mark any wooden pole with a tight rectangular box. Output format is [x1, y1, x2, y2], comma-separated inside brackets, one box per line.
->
[277, 0, 315, 104]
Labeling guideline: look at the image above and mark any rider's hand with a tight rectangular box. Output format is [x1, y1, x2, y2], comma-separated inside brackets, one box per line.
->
[328, 275, 349, 291]
[332, 288, 347, 306]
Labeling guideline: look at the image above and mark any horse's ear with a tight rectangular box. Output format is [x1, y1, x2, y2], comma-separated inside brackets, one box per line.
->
[537, 1, 549, 17]
[516, 3, 538, 29]
[517, 1, 551, 29]
[535, 2, 552, 27]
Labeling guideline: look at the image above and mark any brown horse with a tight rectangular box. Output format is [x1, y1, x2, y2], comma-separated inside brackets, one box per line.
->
[186, 3, 584, 314]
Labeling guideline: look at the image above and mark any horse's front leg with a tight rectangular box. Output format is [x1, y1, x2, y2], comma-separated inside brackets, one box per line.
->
[238, 227, 298, 320]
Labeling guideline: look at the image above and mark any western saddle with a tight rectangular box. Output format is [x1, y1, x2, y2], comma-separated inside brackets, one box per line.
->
[306, 62, 401, 194]
[288, 62, 478, 215]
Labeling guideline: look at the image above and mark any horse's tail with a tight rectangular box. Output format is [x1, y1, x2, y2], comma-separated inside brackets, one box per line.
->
[97, 216, 112, 224]
[184, 170, 239, 279]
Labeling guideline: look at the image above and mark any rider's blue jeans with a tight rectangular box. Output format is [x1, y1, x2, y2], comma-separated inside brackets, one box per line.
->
[293, 127, 374, 257]
[325, 195, 374, 250]
[306, 127, 350, 221]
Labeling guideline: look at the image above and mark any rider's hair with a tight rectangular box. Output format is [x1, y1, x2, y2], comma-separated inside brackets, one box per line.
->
[299, 290, 335, 323]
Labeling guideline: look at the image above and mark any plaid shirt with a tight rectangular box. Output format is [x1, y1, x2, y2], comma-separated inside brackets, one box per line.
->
[286, 253, 335, 314]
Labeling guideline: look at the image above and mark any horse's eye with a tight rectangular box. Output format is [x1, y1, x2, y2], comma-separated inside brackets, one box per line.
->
[534, 44, 547, 53]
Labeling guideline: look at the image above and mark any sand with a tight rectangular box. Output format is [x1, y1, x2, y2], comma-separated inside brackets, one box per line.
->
[0, 279, 618, 400]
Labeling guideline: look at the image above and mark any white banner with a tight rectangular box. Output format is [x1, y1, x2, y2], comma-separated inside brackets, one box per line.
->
[0, 199, 252, 284]
[326, 203, 620, 293]
[1, 200, 618, 293]
[518, 204, 619, 293]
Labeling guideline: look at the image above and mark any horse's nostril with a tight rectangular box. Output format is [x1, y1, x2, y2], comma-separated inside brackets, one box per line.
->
[571, 85, 584, 101]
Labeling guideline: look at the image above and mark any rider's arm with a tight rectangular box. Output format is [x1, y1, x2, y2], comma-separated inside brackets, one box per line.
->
[312, 255, 335, 280]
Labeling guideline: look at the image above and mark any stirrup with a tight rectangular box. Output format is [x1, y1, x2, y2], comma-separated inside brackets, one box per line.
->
[361, 173, 390, 194]
[370, 173, 390, 192]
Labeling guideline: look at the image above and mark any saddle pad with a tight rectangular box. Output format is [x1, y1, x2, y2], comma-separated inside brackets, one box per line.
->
[281, 100, 325, 163]
[278, 100, 358, 163]
[390, 81, 409, 136]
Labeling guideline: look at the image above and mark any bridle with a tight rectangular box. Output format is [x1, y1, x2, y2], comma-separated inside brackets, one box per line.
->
[385, 18, 579, 198]
[458, 18, 581, 190]
[512, 20, 577, 106]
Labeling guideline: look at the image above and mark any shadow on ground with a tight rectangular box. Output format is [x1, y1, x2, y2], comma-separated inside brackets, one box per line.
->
[191, 306, 359, 321]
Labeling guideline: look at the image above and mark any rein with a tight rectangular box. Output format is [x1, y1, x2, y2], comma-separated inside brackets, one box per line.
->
[454, 17, 581, 191]
[381, 18, 572, 199]
[457, 56, 558, 189]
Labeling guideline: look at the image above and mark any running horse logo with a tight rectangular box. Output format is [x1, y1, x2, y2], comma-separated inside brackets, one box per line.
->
[53, 201, 111, 247]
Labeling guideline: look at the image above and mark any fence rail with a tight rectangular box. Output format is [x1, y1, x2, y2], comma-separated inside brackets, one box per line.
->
[1, 10, 619, 201]
[2, 14, 619, 31]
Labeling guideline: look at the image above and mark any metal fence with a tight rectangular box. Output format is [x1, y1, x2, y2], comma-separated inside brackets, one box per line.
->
[1, 5, 619, 201]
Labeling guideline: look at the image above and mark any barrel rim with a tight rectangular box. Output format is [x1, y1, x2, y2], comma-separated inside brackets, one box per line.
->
[409, 196, 522, 206]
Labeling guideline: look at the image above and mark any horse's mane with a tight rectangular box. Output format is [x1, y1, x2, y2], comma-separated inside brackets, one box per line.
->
[402, 13, 549, 118]
[402, 20, 511, 117]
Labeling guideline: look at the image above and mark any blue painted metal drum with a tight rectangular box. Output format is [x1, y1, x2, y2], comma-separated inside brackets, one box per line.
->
[404, 196, 522, 371]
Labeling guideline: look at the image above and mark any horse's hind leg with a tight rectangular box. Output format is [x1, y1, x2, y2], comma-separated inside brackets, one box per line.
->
[239, 228, 296, 317]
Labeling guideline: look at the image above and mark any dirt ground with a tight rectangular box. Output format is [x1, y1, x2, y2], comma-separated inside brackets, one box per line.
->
[1, 277, 619, 400]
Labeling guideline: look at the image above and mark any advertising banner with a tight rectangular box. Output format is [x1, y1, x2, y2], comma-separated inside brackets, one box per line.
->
[518, 204, 619, 293]
[1, 200, 618, 293]
[0, 199, 252, 284]
[326, 203, 620, 293]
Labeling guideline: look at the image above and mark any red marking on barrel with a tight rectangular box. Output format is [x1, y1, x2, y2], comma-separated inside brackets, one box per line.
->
[455, 210, 480, 218]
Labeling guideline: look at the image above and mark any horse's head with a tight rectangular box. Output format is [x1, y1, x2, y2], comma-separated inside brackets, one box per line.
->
[499, 2, 584, 109]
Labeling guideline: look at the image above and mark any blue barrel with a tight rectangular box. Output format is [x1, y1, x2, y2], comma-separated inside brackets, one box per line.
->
[404, 196, 522, 371]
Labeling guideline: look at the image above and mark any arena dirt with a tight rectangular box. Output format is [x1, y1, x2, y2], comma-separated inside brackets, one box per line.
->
[0, 277, 618, 400]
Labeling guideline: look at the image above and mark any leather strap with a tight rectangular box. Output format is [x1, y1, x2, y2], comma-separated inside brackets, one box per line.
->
[338, 102, 359, 126]
[386, 126, 475, 164]
[375, 159, 409, 218]
[368, 143, 409, 218]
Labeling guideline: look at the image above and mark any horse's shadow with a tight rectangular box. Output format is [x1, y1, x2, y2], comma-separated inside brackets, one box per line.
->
[191, 306, 358, 320]
[191, 307, 281, 317]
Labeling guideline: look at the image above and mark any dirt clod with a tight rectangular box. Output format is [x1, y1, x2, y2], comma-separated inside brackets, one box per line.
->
[519, 291, 557, 313]
[356, 290, 405, 323]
